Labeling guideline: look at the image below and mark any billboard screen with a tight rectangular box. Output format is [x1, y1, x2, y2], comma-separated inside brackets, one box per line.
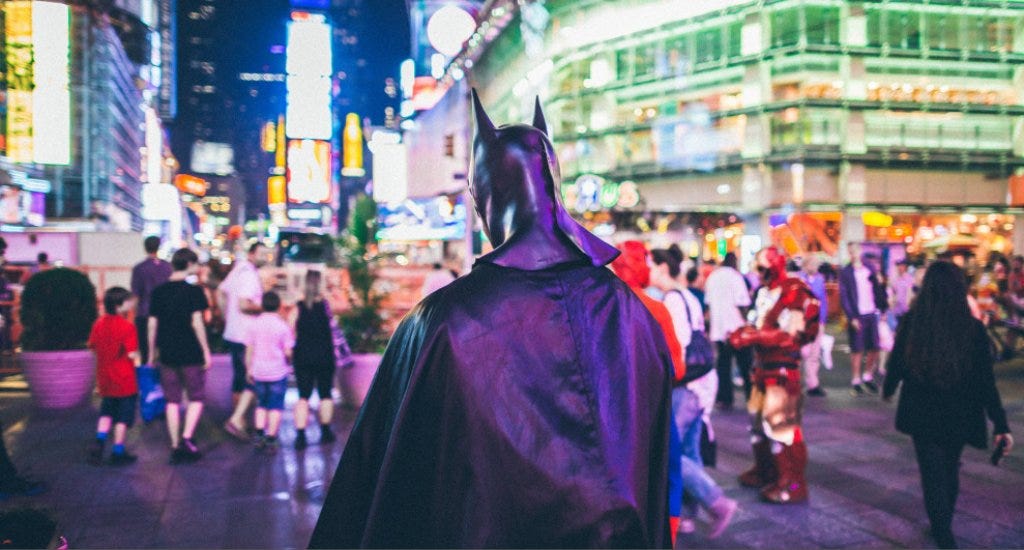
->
[286, 140, 331, 204]
[190, 141, 235, 175]
[286, 13, 332, 140]
[3, 1, 71, 165]
[377, 195, 466, 242]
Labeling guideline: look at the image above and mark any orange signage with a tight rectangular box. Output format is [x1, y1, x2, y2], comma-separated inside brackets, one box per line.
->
[174, 174, 208, 197]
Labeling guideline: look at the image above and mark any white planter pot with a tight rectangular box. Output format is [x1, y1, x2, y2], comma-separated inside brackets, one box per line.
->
[338, 353, 382, 410]
[19, 349, 95, 409]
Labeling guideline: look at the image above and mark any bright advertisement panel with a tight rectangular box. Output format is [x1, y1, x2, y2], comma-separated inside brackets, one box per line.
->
[3, 1, 70, 165]
[5, 2, 34, 163]
[286, 13, 332, 139]
[286, 140, 331, 204]
[31, 1, 70, 165]
[372, 141, 408, 204]
[377, 195, 466, 242]
[190, 141, 235, 175]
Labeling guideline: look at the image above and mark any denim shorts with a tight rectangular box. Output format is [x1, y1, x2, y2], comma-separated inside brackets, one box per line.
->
[253, 378, 288, 410]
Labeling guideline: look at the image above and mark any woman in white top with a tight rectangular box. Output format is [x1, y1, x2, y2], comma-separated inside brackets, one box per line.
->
[650, 247, 736, 538]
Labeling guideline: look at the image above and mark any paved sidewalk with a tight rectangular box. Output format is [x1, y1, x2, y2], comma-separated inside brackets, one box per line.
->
[0, 347, 1022, 548]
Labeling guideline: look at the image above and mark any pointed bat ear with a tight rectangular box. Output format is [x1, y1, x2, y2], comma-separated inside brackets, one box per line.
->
[471, 88, 496, 142]
[532, 96, 548, 135]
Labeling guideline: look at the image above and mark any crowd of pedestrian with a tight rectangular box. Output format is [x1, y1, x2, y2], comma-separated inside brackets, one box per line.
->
[80, 237, 354, 467]
[0, 230, 1016, 549]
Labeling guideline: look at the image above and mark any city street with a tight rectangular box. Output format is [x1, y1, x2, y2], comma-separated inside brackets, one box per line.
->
[0, 335, 1022, 549]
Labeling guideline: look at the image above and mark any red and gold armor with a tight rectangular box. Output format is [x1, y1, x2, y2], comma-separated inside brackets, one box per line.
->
[729, 247, 820, 504]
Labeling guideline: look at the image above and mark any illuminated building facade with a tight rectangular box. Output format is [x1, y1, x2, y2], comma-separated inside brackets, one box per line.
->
[0, 0, 173, 231]
[463, 0, 1024, 260]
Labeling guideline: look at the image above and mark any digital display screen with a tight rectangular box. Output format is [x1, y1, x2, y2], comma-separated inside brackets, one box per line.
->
[377, 195, 467, 242]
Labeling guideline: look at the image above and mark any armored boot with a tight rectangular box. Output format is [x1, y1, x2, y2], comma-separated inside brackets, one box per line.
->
[738, 437, 778, 488]
[761, 441, 808, 504]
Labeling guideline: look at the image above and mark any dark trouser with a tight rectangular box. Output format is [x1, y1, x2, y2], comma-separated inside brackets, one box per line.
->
[715, 340, 753, 406]
[225, 340, 248, 394]
[912, 436, 964, 548]
[135, 315, 150, 365]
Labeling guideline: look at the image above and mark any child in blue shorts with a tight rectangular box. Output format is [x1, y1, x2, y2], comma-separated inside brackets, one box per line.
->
[245, 291, 294, 454]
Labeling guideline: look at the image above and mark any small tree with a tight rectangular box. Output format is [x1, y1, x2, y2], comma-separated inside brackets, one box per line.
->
[339, 193, 389, 353]
[20, 268, 98, 351]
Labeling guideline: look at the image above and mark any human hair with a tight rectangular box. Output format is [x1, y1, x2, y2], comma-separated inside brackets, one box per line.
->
[0, 508, 59, 549]
[303, 270, 322, 309]
[103, 286, 133, 315]
[36, 252, 48, 264]
[901, 261, 974, 390]
[249, 242, 263, 255]
[144, 236, 161, 254]
[651, 248, 682, 279]
[721, 252, 737, 269]
[170, 248, 199, 272]
[261, 291, 282, 312]
[686, 267, 699, 284]
[432, 263, 442, 270]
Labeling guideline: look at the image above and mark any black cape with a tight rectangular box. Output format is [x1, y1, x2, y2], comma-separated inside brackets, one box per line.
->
[309, 260, 673, 548]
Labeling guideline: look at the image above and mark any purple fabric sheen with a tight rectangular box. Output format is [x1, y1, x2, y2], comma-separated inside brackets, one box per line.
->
[309, 93, 672, 549]
[469, 89, 619, 271]
[310, 263, 673, 548]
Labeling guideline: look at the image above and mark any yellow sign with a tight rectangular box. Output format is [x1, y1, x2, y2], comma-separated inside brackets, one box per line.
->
[268, 175, 286, 205]
[342, 113, 365, 176]
[5, 2, 33, 162]
[262, 121, 277, 153]
[275, 114, 286, 168]
[3, 1, 71, 165]
[862, 211, 894, 228]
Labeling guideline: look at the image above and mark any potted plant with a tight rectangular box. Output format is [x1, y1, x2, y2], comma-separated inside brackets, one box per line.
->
[337, 193, 389, 409]
[18, 268, 98, 409]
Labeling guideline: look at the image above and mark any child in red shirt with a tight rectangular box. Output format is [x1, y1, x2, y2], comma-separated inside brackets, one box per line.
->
[87, 287, 141, 466]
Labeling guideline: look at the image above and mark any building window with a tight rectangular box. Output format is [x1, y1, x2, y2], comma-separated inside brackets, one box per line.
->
[772, 8, 800, 47]
[805, 6, 839, 46]
[886, 10, 921, 50]
[695, 26, 723, 65]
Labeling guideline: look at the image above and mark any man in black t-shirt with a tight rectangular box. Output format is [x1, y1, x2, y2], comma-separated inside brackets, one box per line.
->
[148, 248, 211, 464]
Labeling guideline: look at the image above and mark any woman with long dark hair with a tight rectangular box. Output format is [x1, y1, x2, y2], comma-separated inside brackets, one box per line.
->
[883, 261, 1013, 548]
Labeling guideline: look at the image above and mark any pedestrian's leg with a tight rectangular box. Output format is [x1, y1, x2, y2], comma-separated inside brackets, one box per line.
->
[802, 334, 822, 392]
[135, 315, 149, 365]
[182, 402, 203, 440]
[267, 410, 282, 438]
[317, 368, 337, 443]
[318, 398, 334, 426]
[112, 422, 127, 446]
[254, 407, 267, 432]
[96, 416, 112, 439]
[0, 421, 18, 482]
[715, 342, 734, 407]
[850, 351, 862, 384]
[295, 398, 310, 430]
[166, 403, 181, 449]
[913, 437, 957, 548]
[865, 350, 880, 380]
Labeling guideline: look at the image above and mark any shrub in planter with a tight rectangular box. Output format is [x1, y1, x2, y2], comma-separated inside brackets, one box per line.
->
[20, 268, 97, 351]
[337, 194, 388, 409]
[19, 268, 98, 409]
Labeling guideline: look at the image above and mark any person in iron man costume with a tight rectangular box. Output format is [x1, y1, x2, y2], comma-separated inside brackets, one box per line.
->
[729, 247, 820, 504]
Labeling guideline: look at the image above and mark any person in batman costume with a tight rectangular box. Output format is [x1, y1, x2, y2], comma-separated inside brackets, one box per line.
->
[309, 91, 674, 549]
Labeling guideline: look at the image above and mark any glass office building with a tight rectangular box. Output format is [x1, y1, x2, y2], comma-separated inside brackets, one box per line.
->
[469, 0, 1024, 260]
